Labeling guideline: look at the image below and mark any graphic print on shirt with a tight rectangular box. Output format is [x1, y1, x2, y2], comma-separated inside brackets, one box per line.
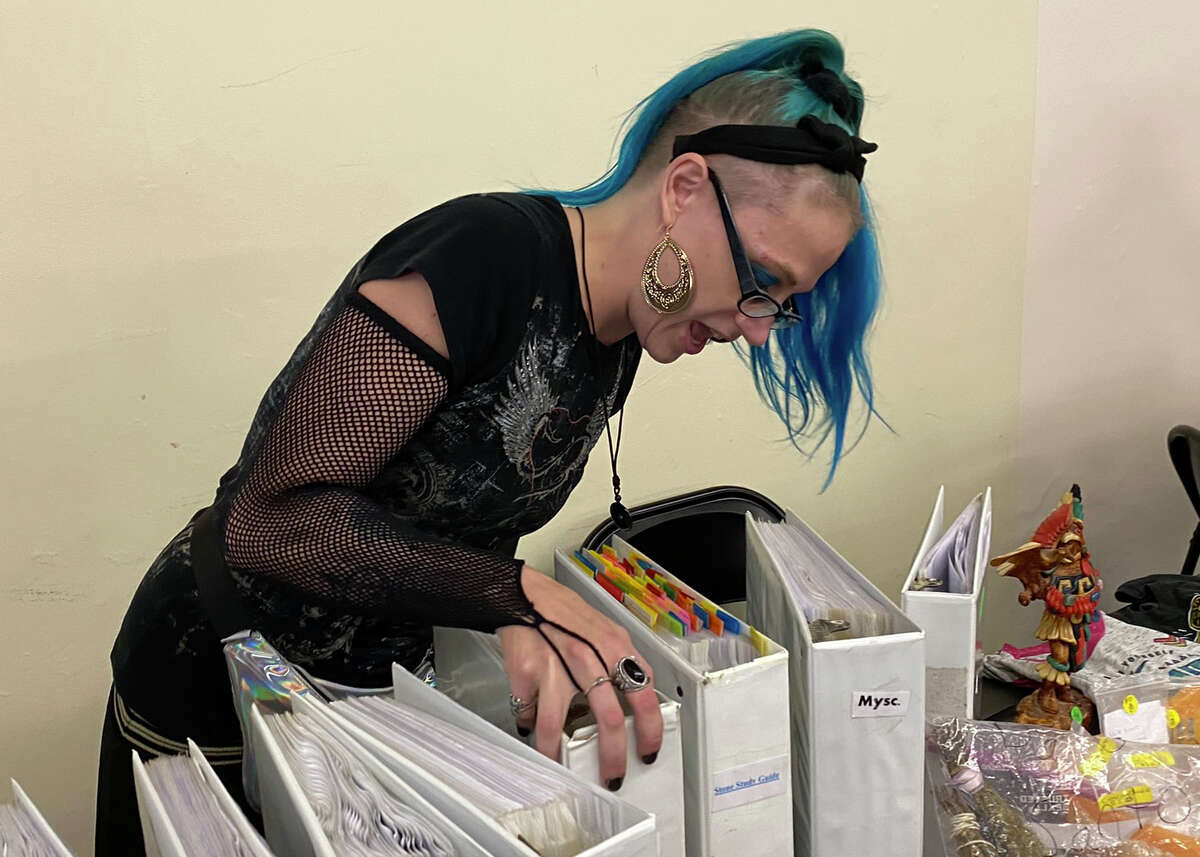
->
[495, 301, 630, 504]
[373, 297, 636, 541]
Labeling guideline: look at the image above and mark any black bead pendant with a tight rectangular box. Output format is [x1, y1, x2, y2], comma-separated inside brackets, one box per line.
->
[610, 500, 633, 530]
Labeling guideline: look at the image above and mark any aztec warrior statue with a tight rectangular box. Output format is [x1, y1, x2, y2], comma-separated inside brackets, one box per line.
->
[991, 485, 1103, 729]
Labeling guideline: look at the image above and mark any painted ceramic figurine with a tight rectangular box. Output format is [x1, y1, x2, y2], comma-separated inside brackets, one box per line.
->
[991, 485, 1102, 729]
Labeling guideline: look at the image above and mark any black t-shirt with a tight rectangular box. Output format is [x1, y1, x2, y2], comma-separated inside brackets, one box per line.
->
[112, 193, 642, 727]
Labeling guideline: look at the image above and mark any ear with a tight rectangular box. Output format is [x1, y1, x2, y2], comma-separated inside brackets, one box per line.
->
[657, 154, 710, 229]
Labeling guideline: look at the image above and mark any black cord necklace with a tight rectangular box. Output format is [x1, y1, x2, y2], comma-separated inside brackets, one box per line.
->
[575, 206, 633, 530]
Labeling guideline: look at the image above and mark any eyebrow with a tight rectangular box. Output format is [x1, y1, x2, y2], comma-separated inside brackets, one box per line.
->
[758, 255, 801, 290]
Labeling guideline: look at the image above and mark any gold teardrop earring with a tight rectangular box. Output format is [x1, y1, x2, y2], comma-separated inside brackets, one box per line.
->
[641, 229, 694, 314]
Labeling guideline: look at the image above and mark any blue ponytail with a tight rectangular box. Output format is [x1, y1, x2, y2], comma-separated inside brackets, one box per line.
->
[543, 29, 882, 486]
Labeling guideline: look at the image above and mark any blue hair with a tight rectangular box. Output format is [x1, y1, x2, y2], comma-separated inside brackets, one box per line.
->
[543, 30, 882, 486]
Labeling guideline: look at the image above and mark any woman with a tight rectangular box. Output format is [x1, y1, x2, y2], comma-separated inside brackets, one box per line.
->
[97, 27, 881, 853]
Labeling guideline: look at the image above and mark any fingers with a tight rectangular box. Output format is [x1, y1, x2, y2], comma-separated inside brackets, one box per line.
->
[623, 676, 664, 763]
[497, 625, 543, 738]
[510, 571, 665, 786]
[510, 687, 537, 737]
[585, 681, 631, 790]
[537, 623, 630, 787]
[534, 667, 573, 763]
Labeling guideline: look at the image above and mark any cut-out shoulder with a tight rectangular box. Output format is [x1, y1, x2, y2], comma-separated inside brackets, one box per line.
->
[358, 274, 450, 361]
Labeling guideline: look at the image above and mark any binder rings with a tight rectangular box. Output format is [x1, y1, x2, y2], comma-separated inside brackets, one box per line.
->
[901, 486, 993, 719]
[555, 537, 793, 857]
[745, 510, 926, 857]
[434, 626, 686, 857]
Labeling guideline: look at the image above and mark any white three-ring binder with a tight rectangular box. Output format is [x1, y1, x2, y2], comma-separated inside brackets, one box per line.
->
[901, 486, 992, 720]
[555, 536, 793, 857]
[132, 740, 273, 857]
[5, 780, 73, 857]
[744, 509, 925, 857]
[433, 625, 687, 857]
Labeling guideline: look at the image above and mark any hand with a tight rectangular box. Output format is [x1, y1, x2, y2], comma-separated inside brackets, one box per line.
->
[1018, 589, 1032, 606]
[496, 566, 663, 790]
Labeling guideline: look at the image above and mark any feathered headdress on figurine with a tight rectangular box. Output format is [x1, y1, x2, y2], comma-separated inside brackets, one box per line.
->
[991, 485, 1091, 590]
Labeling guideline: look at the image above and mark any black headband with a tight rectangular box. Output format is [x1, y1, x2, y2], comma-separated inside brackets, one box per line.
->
[672, 115, 878, 182]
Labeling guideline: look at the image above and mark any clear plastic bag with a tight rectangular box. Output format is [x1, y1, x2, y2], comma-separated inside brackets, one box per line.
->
[928, 718, 1200, 855]
[1093, 678, 1172, 745]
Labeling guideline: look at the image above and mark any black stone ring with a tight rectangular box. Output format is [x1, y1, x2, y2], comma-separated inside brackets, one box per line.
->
[611, 656, 650, 693]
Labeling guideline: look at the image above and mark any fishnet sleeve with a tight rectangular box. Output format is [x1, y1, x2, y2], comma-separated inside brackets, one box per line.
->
[222, 295, 537, 632]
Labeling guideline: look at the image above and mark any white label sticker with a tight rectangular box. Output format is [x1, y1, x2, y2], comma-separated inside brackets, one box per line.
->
[851, 690, 911, 718]
[710, 754, 789, 813]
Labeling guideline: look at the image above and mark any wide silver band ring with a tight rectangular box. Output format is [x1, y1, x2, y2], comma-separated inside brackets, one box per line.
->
[509, 694, 536, 717]
[612, 656, 650, 693]
[584, 675, 613, 696]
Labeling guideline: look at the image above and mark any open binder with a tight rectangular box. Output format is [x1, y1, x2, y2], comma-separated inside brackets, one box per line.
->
[434, 626, 687, 857]
[250, 697, 491, 857]
[278, 664, 657, 857]
[0, 779, 73, 857]
[131, 740, 273, 857]
[901, 486, 993, 719]
[555, 537, 793, 857]
[744, 509, 925, 857]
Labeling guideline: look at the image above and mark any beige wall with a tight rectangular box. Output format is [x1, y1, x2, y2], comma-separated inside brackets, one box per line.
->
[1011, 0, 1200, 620]
[0, 2, 1039, 851]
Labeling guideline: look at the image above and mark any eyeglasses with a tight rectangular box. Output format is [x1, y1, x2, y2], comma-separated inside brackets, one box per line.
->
[708, 168, 804, 330]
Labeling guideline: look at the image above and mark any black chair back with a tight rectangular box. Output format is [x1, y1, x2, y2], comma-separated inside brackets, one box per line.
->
[1170, 425, 1200, 575]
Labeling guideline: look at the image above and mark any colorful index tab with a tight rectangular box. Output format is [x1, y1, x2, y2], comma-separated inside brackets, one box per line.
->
[595, 571, 623, 602]
[574, 550, 599, 574]
[716, 609, 742, 636]
[622, 594, 657, 628]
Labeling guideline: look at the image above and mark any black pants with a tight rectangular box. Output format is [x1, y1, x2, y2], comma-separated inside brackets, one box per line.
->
[94, 686, 261, 856]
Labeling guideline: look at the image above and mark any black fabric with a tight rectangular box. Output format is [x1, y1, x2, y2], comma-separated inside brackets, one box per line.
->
[798, 61, 858, 126]
[672, 116, 877, 182]
[356, 193, 557, 388]
[220, 296, 536, 632]
[192, 505, 253, 639]
[1110, 573, 1200, 640]
[110, 191, 640, 695]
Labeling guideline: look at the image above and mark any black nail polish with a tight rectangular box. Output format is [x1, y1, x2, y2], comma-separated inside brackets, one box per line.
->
[517, 726, 531, 737]
[641, 751, 658, 765]
[606, 776, 624, 792]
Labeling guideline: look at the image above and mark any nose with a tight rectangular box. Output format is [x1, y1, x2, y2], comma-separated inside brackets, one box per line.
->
[734, 313, 774, 348]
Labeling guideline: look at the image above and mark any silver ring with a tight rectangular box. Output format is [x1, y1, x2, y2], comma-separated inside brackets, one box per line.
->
[509, 694, 536, 717]
[612, 656, 650, 693]
[584, 675, 613, 695]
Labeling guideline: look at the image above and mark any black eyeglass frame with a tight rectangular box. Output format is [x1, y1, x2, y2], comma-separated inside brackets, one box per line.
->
[708, 168, 804, 329]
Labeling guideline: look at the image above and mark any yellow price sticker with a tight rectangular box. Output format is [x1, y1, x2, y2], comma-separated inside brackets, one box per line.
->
[1124, 695, 1140, 715]
[1098, 785, 1154, 813]
[1168, 708, 1181, 730]
[1129, 751, 1176, 769]
[1081, 737, 1119, 776]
